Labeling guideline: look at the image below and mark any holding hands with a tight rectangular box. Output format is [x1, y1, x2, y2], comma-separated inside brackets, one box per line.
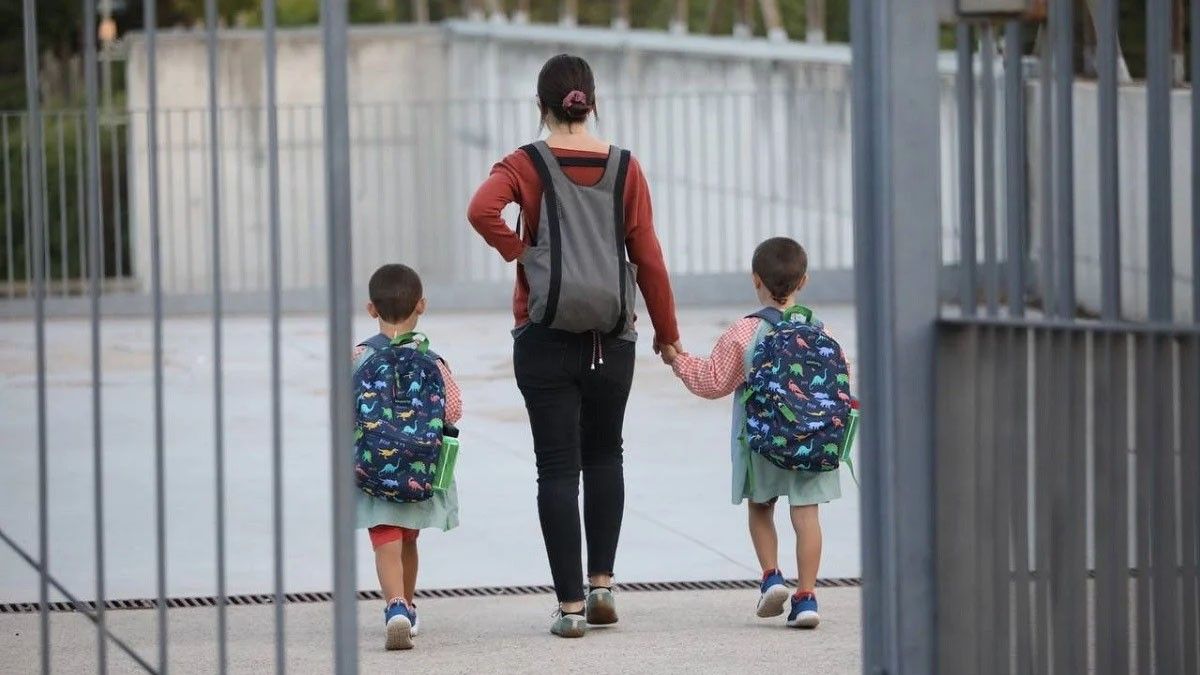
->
[654, 341, 683, 365]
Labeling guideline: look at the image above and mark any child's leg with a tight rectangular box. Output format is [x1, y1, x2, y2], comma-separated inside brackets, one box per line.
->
[401, 535, 419, 604]
[790, 505, 822, 592]
[747, 500, 780, 573]
[369, 526, 407, 602]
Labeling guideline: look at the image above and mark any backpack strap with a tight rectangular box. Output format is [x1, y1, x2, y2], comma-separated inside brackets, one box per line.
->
[608, 148, 632, 338]
[359, 333, 393, 353]
[746, 307, 785, 324]
[520, 142, 562, 326]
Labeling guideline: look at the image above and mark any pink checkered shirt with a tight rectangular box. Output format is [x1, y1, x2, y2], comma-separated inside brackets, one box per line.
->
[670, 318, 761, 400]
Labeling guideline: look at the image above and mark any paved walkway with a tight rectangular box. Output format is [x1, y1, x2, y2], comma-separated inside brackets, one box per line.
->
[0, 587, 863, 674]
[1, 306, 860, 603]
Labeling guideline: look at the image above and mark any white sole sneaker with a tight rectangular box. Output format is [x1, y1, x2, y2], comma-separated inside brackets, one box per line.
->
[550, 613, 587, 638]
[410, 614, 420, 638]
[787, 610, 821, 629]
[385, 616, 414, 650]
[757, 584, 790, 618]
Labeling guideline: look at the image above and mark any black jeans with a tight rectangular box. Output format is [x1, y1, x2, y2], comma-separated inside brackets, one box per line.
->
[513, 325, 636, 603]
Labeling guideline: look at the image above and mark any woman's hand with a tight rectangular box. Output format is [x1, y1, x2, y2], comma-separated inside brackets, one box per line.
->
[654, 340, 683, 365]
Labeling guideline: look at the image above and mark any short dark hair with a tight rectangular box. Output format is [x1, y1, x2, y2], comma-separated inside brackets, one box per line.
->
[368, 264, 422, 323]
[537, 54, 598, 127]
[752, 237, 808, 305]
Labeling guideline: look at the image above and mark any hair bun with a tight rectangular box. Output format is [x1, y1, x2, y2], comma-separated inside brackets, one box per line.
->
[561, 89, 592, 118]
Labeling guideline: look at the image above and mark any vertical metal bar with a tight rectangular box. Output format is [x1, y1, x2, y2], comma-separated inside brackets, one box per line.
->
[1053, 331, 1087, 674]
[143, 2, 168, 670]
[851, 0, 940, 671]
[1135, 335, 1154, 675]
[56, 114, 68, 294]
[74, 115, 85, 288]
[110, 123, 121, 278]
[233, 108, 245, 290]
[1152, 334, 1181, 673]
[1094, 331, 1130, 675]
[1194, 0, 1200, 325]
[991, 325, 1011, 673]
[1180, 336, 1200, 674]
[1147, 0, 1174, 322]
[182, 111, 194, 292]
[21, 1, 50, 671]
[975, 325, 998, 675]
[1038, 18, 1055, 314]
[21, 115, 30, 291]
[83, 2, 108, 671]
[1033, 327, 1053, 672]
[1008, 326, 1033, 675]
[3, 118, 13, 298]
[1052, 0, 1075, 317]
[1096, 0, 1121, 320]
[40, 117, 50, 289]
[110, 123, 123, 278]
[203, 0, 228, 670]
[1003, 22, 1026, 318]
[980, 25, 999, 317]
[935, 324, 979, 675]
[263, 2, 286, 672]
[322, 0, 358, 672]
[956, 23, 977, 316]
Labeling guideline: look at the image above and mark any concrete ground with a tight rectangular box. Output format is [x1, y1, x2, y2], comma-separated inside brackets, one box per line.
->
[0, 587, 863, 674]
[0, 305, 860, 603]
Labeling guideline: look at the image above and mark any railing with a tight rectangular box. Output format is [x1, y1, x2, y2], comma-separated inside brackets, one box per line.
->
[933, 5, 1200, 675]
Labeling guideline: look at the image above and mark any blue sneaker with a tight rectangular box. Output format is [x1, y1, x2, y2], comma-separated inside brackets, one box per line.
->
[383, 600, 414, 650]
[756, 569, 790, 618]
[409, 604, 419, 637]
[787, 592, 820, 628]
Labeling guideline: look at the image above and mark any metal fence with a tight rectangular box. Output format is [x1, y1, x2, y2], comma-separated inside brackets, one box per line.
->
[8, 1, 1200, 674]
[931, 3, 1200, 675]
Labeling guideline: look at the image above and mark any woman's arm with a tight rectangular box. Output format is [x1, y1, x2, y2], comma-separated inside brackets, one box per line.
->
[669, 319, 758, 400]
[623, 156, 680, 347]
[467, 152, 528, 262]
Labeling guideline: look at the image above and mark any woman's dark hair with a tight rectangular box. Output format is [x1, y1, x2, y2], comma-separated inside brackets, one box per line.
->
[537, 54, 597, 127]
[752, 237, 809, 305]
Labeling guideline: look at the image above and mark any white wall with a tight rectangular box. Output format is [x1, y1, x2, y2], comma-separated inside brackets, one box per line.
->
[122, 20, 1194, 319]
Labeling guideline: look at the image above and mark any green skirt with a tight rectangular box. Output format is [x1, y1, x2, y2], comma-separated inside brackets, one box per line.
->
[730, 399, 842, 506]
[356, 480, 459, 532]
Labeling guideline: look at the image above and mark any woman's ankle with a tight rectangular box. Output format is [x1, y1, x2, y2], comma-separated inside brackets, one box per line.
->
[588, 574, 613, 589]
[560, 600, 585, 614]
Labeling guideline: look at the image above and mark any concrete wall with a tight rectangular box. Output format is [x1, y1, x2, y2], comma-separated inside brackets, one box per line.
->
[121, 20, 1194, 318]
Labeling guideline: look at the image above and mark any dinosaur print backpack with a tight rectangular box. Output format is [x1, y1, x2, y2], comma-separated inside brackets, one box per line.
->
[353, 332, 447, 503]
[741, 306, 852, 472]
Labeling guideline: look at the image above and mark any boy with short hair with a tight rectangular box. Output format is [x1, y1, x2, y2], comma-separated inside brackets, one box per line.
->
[353, 264, 462, 650]
[662, 237, 849, 629]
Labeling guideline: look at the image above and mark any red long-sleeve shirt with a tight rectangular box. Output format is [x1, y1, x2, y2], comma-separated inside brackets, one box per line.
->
[467, 146, 680, 346]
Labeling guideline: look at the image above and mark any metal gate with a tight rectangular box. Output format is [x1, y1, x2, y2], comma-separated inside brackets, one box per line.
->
[850, 0, 1200, 673]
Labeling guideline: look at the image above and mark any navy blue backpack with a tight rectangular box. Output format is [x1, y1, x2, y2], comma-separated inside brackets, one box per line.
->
[741, 306, 853, 472]
[353, 333, 447, 503]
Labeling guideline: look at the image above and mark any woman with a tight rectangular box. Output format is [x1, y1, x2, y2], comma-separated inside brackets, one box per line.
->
[468, 54, 681, 638]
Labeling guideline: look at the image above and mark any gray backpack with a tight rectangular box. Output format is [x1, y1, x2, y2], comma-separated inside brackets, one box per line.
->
[519, 141, 637, 335]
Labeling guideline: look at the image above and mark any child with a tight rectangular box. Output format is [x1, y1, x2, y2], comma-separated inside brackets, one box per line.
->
[353, 264, 463, 650]
[662, 237, 843, 629]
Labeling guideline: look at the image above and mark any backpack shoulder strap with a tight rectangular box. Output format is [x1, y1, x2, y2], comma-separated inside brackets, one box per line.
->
[746, 307, 785, 325]
[359, 334, 392, 353]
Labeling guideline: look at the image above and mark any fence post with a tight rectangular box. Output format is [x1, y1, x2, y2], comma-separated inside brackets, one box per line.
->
[20, 0, 50, 671]
[850, 0, 941, 672]
[322, 0, 358, 672]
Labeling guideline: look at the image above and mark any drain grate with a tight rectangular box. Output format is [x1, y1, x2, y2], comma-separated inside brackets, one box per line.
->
[0, 577, 862, 614]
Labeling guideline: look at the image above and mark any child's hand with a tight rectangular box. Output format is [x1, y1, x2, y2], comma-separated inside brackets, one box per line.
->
[660, 343, 680, 365]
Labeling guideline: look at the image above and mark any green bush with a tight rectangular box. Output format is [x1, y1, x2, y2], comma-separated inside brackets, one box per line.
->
[0, 111, 129, 289]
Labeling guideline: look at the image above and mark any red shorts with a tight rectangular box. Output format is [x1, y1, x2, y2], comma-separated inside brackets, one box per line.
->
[368, 525, 420, 548]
